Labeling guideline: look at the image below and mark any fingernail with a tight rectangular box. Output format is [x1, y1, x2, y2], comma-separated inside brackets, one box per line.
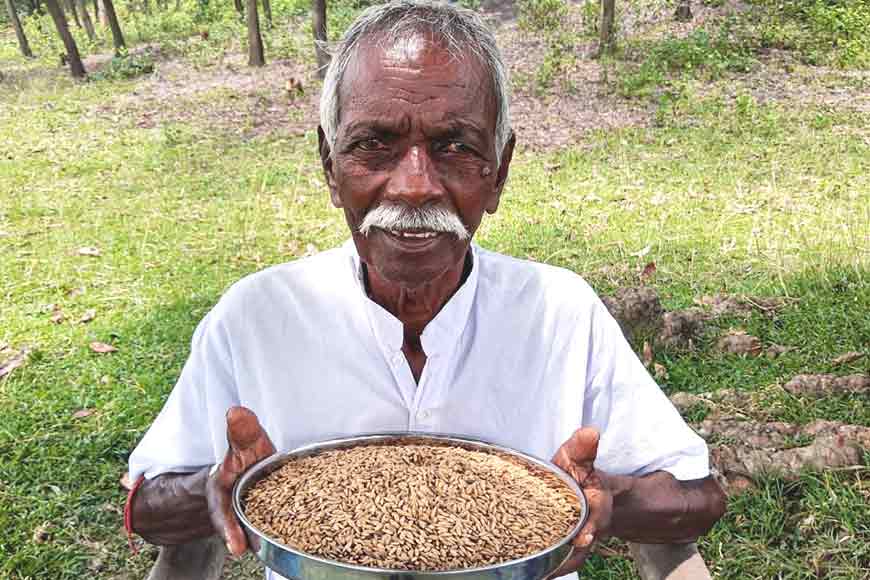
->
[582, 533, 594, 546]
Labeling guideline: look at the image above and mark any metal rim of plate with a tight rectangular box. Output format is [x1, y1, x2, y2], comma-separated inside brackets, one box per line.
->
[232, 431, 589, 577]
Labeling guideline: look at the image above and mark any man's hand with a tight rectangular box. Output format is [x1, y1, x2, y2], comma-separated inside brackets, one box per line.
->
[205, 406, 275, 557]
[548, 428, 613, 578]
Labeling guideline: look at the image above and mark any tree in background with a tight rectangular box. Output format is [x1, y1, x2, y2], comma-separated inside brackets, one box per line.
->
[103, 0, 126, 53]
[64, 0, 81, 28]
[246, 0, 264, 65]
[43, 0, 86, 77]
[5, 0, 34, 57]
[674, 0, 692, 22]
[598, 0, 615, 55]
[77, 0, 96, 40]
[312, 0, 328, 78]
[261, 0, 271, 28]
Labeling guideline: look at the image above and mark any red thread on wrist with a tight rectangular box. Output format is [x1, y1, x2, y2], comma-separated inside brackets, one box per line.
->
[124, 475, 146, 553]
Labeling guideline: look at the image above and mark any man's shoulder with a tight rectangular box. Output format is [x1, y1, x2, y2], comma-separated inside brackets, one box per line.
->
[475, 245, 599, 304]
[213, 245, 355, 317]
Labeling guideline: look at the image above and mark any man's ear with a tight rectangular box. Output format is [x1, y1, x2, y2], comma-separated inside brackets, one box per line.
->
[485, 131, 516, 214]
[318, 126, 342, 209]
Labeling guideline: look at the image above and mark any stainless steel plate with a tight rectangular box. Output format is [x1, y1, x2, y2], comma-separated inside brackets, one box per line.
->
[233, 432, 588, 580]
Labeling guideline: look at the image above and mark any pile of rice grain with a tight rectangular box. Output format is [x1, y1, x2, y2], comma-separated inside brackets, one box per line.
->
[243, 443, 581, 571]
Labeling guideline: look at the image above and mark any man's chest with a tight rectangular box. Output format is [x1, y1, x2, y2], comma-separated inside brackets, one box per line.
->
[228, 320, 588, 464]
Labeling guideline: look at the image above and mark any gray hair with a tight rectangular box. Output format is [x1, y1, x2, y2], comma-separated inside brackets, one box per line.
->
[319, 0, 512, 163]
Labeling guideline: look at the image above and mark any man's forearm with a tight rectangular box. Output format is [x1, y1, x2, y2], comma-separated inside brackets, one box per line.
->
[131, 467, 216, 545]
[604, 472, 726, 544]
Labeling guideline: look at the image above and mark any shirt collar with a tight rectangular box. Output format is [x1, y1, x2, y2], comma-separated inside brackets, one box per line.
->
[344, 239, 479, 357]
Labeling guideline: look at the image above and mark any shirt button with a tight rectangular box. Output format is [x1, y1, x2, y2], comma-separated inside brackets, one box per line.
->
[419, 410, 432, 420]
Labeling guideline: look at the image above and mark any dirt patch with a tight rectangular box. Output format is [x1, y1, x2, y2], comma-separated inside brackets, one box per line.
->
[703, 419, 870, 489]
[712, 52, 870, 114]
[77, 0, 870, 145]
[715, 330, 763, 357]
[694, 294, 789, 318]
[601, 286, 663, 342]
[658, 308, 706, 350]
[89, 3, 652, 145]
[784, 374, 869, 398]
[93, 51, 319, 139]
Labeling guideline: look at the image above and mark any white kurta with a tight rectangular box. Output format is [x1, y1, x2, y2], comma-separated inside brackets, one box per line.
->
[129, 241, 709, 580]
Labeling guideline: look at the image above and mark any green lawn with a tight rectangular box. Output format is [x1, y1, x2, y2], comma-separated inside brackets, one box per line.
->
[2, 2, 869, 579]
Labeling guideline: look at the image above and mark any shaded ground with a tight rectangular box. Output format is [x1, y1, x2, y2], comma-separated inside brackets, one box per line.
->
[0, 1, 834, 146]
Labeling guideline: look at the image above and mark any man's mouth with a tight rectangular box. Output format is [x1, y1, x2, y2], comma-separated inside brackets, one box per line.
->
[386, 229, 440, 239]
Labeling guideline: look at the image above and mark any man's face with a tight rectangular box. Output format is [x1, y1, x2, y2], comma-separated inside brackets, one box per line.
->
[319, 34, 515, 288]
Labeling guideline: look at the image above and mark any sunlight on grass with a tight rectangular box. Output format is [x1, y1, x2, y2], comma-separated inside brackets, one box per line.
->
[1, 2, 869, 578]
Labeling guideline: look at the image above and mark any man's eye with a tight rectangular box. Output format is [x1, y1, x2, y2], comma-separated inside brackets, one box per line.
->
[441, 141, 471, 154]
[356, 138, 386, 151]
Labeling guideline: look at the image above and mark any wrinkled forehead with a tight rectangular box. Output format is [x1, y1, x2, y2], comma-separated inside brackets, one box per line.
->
[337, 31, 498, 135]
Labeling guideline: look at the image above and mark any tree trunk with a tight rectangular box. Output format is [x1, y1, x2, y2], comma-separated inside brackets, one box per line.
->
[99, 0, 108, 25]
[44, 0, 86, 77]
[261, 0, 271, 28]
[598, 0, 615, 56]
[92, 0, 98, 23]
[175, 0, 180, 10]
[102, 0, 126, 52]
[5, 0, 34, 57]
[674, 0, 692, 22]
[233, 0, 242, 17]
[246, 0, 264, 66]
[77, 0, 96, 40]
[66, 0, 82, 27]
[312, 0, 328, 78]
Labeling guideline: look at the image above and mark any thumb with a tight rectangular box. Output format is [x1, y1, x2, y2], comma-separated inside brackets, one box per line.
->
[219, 406, 274, 488]
[553, 428, 600, 480]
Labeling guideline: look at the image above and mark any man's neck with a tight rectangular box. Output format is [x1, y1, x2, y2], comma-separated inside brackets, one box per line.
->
[363, 251, 471, 337]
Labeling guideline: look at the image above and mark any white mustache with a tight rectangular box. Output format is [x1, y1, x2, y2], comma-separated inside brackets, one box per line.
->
[359, 203, 469, 240]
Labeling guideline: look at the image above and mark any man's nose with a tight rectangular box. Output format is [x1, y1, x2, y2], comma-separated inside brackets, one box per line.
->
[384, 145, 445, 207]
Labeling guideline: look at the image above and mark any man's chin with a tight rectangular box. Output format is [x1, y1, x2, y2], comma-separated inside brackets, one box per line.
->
[353, 229, 468, 289]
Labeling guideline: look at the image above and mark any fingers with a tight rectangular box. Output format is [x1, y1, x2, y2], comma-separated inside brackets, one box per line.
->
[552, 428, 600, 484]
[573, 474, 613, 549]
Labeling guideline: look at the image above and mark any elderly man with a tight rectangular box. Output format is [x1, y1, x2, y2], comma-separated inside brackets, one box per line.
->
[126, 2, 726, 579]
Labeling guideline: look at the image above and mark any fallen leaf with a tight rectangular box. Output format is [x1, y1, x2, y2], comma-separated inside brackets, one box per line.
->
[653, 363, 669, 381]
[32, 523, 52, 544]
[642, 340, 654, 368]
[640, 261, 657, 280]
[100, 375, 110, 384]
[715, 331, 763, 357]
[832, 351, 865, 366]
[65, 286, 84, 298]
[765, 344, 794, 359]
[88, 558, 105, 573]
[0, 349, 29, 379]
[72, 408, 95, 419]
[50, 305, 65, 324]
[77, 246, 101, 257]
[89, 342, 117, 354]
[79, 309, 96, 324]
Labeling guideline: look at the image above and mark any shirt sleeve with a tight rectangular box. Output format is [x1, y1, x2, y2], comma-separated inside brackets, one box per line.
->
[128, 306, 240, 480]
[580, 297, 709, 481]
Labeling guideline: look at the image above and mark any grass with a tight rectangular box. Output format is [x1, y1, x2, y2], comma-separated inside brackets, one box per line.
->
[2, 2, 869, 580]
